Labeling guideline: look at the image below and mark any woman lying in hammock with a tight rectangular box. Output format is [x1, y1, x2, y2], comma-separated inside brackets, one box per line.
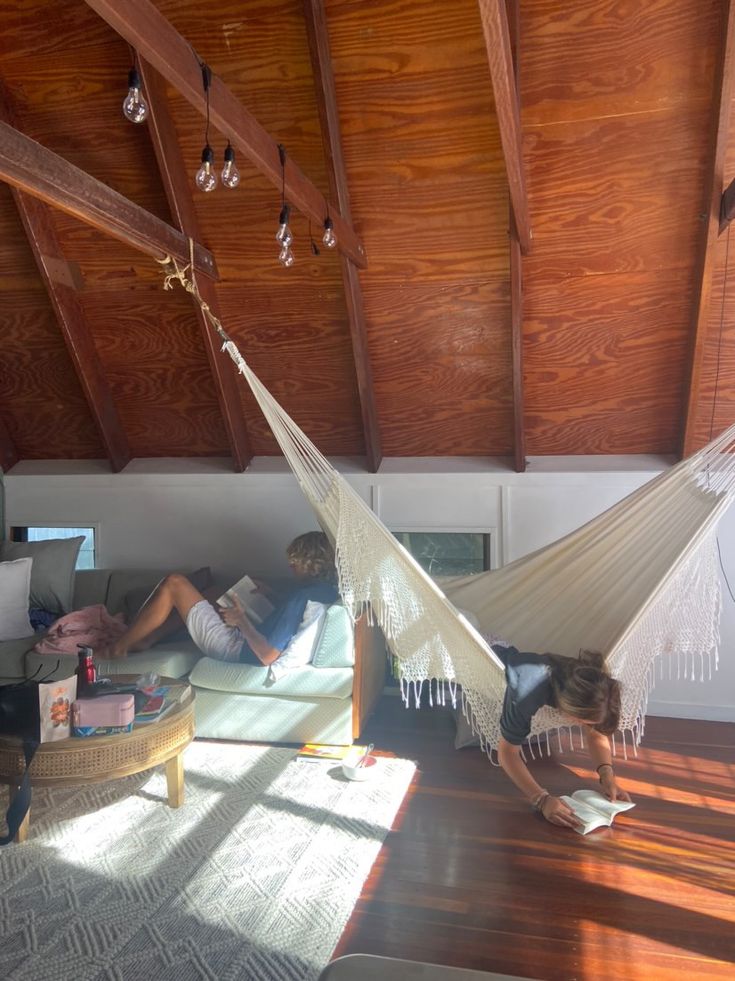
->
[107, 532, 338, 666]
[495, 647, 632, 829]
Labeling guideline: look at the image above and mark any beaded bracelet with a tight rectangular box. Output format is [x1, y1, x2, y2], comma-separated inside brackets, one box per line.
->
[530, 789, 550, 812]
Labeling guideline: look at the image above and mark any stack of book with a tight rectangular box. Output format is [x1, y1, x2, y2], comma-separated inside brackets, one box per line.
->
[134, 684, 191, 725]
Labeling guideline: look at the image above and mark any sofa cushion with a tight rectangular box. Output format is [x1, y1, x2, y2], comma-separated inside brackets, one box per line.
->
[193, 689, 354, 745]
[0, 558, 34, 641]
[25, 639, 202, 683]
[105, 570, 169, 617]
[311, 604, 354, 669]
[72, 569, 113, 611]
[190, 657, 354, 699]
[0, 633, 37, 679]
[122, 566, 212, 622]
[0, 537, 83, 614]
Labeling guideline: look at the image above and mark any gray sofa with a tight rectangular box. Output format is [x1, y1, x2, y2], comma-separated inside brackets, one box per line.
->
[3, 568, 387, 746]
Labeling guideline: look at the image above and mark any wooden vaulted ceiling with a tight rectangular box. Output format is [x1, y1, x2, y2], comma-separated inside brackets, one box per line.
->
[0, 0, 733, 474]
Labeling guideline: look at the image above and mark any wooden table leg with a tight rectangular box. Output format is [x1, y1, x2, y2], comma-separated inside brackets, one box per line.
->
[12, 784, 30, 843]
[165, 753, 184, 808]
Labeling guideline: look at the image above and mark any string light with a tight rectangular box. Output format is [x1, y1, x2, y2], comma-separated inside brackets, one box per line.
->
[122, 67, 148, 124]
[276, 144, 294, 266]
[195, 145, 216, 192]
[322, 215, 337, 249]
[195, 63, 217, 192]
[221, 141, 240, 189]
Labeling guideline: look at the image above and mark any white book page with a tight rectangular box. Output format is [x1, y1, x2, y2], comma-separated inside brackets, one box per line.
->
[571, 789, 636, 819]
[217, 574, 275, 623]
[560, 796, 611, 834]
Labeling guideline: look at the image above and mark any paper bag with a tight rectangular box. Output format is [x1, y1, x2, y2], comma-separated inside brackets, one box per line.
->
[38, 675, 78, 742]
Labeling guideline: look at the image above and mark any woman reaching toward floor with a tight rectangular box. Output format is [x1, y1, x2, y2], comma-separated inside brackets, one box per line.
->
[495, 646, 632, 829]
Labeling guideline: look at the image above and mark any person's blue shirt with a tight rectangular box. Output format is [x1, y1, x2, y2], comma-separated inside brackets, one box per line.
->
[259, 581, 339, 653]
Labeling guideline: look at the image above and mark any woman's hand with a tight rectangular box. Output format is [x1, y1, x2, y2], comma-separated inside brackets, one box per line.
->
[598, 766, 632, 802]
[540, 795, 584, 830]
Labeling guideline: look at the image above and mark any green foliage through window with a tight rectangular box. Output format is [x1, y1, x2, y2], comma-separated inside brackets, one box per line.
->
[392, 531, 491, 576]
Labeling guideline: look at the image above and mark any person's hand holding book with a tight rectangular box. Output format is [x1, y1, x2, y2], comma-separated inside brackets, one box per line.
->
[220, 595, 251, 634]
[539, 795, 584, 830]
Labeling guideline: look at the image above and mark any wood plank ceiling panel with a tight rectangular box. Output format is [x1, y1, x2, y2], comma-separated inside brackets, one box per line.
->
[0, 189, 106, 460]
[326, 0, 513, 456]
[520, 0, 722, 455]
[147, 0, 366, 457]
[0, 5, 234, 459]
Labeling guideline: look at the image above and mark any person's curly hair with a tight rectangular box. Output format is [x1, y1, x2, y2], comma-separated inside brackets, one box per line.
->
[546, 649, 621, 735]
[286, 531, 337, 583]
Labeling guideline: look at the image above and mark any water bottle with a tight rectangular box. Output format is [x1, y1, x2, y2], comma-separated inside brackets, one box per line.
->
[76, 645, 97, 695]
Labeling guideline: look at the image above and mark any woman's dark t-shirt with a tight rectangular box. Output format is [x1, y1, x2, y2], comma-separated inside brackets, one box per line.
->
[495, 645, 555, 745]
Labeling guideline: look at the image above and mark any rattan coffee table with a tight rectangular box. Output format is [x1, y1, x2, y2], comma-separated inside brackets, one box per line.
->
[0, 678, 195, 843]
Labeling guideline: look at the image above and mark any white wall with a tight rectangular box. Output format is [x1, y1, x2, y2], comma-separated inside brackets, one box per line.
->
[4, 453, 734, 723]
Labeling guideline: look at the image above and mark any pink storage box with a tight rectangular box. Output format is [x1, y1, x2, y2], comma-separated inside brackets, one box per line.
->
[72, 694, 135, 728]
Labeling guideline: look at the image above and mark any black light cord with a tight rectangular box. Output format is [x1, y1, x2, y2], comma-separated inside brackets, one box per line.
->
[278, 143, 286, 207]
[200, 62, 212, 146]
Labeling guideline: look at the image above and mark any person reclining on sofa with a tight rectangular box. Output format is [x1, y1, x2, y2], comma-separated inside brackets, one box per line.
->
[107, 532, 338, 666]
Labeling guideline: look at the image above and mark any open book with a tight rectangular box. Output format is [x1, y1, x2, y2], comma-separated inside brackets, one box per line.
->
[561, 789, 636, 835]
[216, 574, 275, 624]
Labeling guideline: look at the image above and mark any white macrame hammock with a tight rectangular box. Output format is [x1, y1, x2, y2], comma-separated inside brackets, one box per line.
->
[159, 254, 734, 760]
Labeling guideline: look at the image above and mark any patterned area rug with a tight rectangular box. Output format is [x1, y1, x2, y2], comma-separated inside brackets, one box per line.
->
[0, 742, 416, 981]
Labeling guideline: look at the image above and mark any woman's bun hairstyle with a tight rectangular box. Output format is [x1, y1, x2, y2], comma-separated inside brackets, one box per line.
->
[548, 650, 621, 735]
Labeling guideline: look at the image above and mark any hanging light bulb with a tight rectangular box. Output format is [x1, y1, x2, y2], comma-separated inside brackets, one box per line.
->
[221, 142, 241, 189]
[279, 245, 295, 268]
[276, 205, 293, 247]
[322, 216, 337, 249]
[195, 145, 217, 192]
[122, 68, 148, 124]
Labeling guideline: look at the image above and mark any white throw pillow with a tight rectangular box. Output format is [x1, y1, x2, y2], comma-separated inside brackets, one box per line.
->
[0, 558, 34, 641]
[268, 600, 329, 682]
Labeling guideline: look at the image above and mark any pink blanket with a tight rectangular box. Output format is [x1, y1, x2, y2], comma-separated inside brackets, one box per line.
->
[34, 604, 127, 655]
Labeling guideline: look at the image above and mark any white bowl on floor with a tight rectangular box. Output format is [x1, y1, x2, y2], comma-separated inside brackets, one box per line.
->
[341, 755, 378, 781]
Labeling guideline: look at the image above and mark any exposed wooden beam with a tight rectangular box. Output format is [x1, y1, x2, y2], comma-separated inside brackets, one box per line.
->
[302, 0, 382, 472]
[506, 0, 525, 473]
[12, 191, 132, 473]
[0, 88, 130, 472]
[139, 60, 253, 473]
[681, 0, 735, 458]
[0, 414, 19, 473]
[0, 120, 217, 280]
[510, 216, 525, 473]
[477, 0, 532, 254]
[83, 0, 367, 270]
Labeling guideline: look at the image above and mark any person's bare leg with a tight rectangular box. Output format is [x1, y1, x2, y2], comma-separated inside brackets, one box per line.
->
[110, 574, 207, 657]
[128, 584, 221, 651]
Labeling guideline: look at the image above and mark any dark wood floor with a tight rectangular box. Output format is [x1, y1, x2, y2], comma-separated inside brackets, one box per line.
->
[335, 695, 735, 980]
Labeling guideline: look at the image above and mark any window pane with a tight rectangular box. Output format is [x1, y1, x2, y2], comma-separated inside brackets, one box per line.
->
[18, 526, 95, 570]
[393, 531, 489, 576]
